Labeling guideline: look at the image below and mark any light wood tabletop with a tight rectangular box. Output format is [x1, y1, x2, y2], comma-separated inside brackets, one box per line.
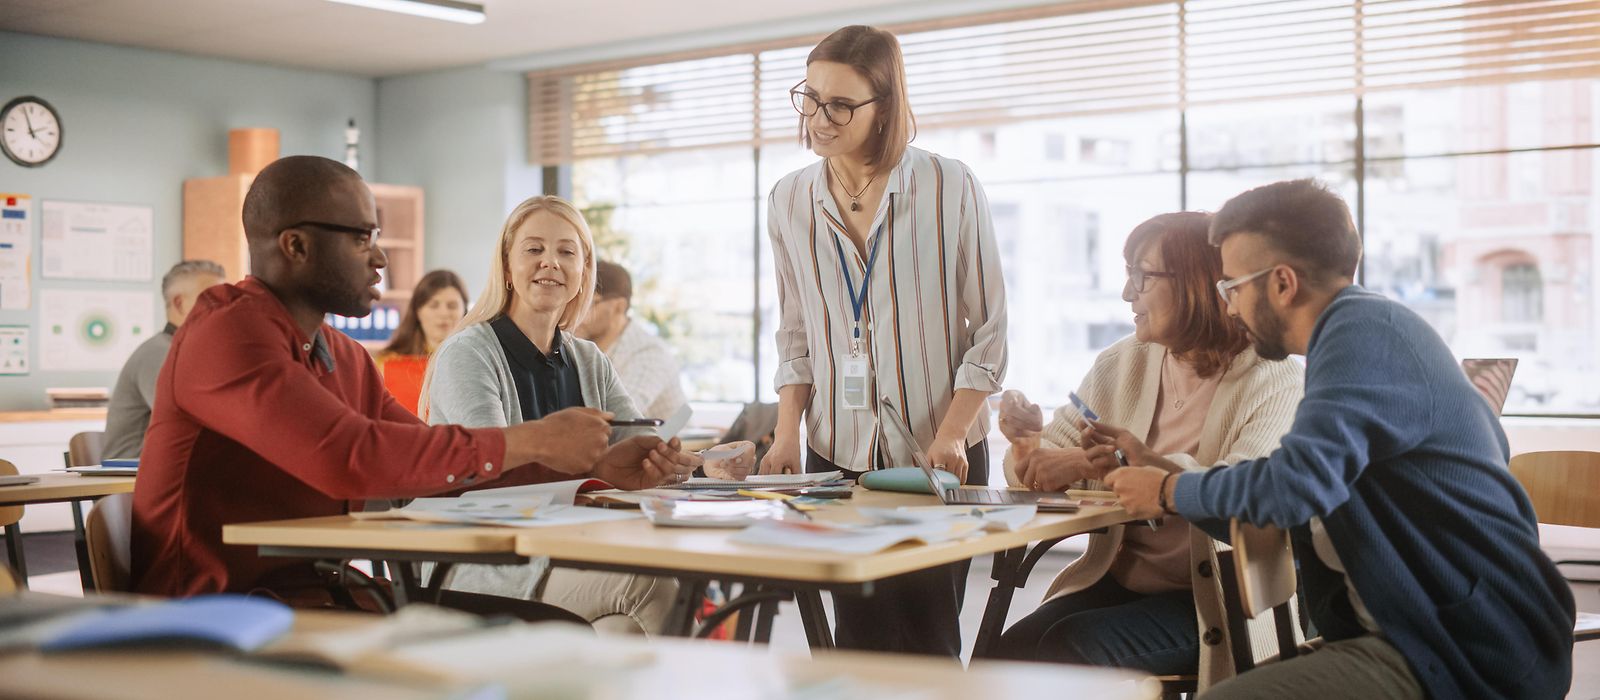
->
[0, 472, 135, 506]
[516, 487, 1131, 584]
[225, 516, 525, 557]
[0, 602, 1155, 700]
[225, 487, 1132, 585]
[0, 407, 108, 424]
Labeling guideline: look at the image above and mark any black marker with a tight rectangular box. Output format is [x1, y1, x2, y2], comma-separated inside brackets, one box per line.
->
[609, 418, 664, 427]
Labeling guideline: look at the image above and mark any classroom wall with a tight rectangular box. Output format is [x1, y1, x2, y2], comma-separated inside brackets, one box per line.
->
[373, 65, 543, 296]
[0, 31, 378, 411]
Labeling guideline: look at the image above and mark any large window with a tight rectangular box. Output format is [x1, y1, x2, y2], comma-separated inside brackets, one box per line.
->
[539, 2, 1600, 415]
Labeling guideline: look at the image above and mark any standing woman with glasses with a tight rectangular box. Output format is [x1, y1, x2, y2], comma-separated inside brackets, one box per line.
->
[982, 213, 1304, 691]
[760, 25, 1009, 656]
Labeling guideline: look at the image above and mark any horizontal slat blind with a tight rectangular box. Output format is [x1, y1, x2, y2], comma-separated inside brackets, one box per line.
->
[528, 0, 1600, 165]
[1184, 0, 1358, 104]
[1362, 0, 1600, 91]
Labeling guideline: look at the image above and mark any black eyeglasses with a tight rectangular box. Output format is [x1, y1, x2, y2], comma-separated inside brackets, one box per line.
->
[282, 221, 382, 251]
[1125, 265, 1177, 294]
[790, 80, 882, 127]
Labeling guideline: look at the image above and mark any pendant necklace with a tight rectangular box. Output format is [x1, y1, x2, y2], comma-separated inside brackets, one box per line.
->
[828, 159, 876, 212]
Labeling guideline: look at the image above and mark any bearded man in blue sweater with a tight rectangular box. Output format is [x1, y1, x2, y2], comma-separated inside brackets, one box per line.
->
[1099, 179, 1575, 699]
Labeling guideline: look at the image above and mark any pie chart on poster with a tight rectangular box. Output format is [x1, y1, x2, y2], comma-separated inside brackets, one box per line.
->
[81, 313, 114, 347]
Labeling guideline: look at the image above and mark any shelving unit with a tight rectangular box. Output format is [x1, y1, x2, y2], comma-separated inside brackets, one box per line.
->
[369, 183, 424, 302]
[182, 179, 426, 301]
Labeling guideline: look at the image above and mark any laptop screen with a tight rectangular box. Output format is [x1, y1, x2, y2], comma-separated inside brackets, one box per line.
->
[877, 401, 949, 502]
[1461, 358, 1518, 415]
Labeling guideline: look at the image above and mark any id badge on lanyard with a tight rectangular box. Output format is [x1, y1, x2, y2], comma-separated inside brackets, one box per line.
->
[833, 224, 882, 412]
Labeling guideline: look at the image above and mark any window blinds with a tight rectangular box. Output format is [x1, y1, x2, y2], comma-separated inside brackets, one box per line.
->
[527, 0, 1600, 164]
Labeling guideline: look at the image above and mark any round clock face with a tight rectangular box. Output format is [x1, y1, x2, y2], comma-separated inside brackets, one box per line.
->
[2, 96, 63, 167]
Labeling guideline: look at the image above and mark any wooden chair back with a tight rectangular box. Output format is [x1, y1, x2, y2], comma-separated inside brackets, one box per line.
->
[1509, 451, 1600, 528]
[65, 432, 106, 468]
[1215, 521, 1301, 675]
[0, 459, 21, 527]
[0, 562, 18, 595]
[1229, 521, 1298, 618]
[86, 492, 134, 593]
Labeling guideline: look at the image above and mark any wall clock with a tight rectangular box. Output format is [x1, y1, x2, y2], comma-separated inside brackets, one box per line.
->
[2, 96, 63, 167]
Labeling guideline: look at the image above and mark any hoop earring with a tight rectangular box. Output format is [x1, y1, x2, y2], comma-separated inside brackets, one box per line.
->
[505, 281, 512, 290]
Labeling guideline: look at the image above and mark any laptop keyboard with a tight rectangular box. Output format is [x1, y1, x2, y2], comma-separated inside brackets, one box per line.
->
[953, 489, 1034, 505]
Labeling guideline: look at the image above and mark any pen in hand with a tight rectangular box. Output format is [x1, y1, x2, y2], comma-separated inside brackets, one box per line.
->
[608, 418, 665, 427]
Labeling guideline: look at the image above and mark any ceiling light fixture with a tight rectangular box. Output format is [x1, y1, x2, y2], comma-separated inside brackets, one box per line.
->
[327, 0, 486, 25]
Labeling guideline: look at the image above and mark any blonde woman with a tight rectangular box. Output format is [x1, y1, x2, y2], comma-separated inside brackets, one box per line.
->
[762, 25, 1008, 656]
[422, 195, 753, 634]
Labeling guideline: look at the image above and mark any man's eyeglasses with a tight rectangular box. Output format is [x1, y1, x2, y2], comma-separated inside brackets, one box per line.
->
[282, 221, 382, 251]
[790, 80, 882, 127]
[1215, 266, 1277, 307]
[1125, 265, 1177, 294]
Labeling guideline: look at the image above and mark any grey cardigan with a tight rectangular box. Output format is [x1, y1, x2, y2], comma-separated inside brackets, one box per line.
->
[427, 320, 648, 439]
[424, 320, 650, 599]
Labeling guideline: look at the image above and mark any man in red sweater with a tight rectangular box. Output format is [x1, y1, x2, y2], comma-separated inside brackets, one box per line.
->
[131, 155, 690, 600]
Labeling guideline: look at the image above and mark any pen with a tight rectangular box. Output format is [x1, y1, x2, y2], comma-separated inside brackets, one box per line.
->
[609, 418, 665, 427]
[780, 498, 815, 521]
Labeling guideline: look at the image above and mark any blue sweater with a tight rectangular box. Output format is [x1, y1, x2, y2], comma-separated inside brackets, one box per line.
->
[1173, 287, 1574, 699]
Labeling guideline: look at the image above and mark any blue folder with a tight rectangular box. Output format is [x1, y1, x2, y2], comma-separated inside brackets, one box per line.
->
[39, 594, 294, 653]
[858, 466, 959, 494]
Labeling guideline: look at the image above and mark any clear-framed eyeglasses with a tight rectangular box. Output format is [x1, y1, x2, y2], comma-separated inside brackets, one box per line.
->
[1214, 266, 1277, 307]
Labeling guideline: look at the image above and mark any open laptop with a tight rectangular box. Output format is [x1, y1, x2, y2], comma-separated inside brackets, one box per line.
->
[878, 401, 1082, 512]
[1461, 358, 1518, 415]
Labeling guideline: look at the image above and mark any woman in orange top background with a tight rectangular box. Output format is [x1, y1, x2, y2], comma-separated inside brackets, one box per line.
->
[377, 269, 468, 415]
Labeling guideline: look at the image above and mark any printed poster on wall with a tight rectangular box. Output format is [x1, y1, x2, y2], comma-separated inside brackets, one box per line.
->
[41, 199, 154, 281]
[0, 326, 27, 375]
[39, 289, 156, 371]
[0, 193, 30, 310]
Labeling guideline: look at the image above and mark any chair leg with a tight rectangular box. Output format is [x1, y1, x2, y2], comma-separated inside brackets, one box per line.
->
[71, 501, 95, 592]
[751, 592, 786, 644]
[3, 523, 27, 589]
[1215, 552, 1257, 674]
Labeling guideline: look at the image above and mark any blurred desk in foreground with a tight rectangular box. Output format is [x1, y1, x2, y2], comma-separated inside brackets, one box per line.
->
[0, 601, 1154, 700]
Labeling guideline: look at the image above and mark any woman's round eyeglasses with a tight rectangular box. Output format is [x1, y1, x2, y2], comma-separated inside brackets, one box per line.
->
[790, 81, 882, 127]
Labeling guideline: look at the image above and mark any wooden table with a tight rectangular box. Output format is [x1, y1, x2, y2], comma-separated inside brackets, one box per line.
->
[0, 473, 135, 588]
[226, 487, 1135, 651]
[0, 601, 1153, 700]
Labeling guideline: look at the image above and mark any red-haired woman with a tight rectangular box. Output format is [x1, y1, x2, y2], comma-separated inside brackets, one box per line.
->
[985, 212, 1304, 691]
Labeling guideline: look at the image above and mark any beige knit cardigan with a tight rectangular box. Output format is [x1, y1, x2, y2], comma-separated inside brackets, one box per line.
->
[1002, 335, 1305, 689]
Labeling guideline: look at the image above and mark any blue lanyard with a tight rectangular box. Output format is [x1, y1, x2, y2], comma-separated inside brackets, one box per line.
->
[831, 226, 882, 355]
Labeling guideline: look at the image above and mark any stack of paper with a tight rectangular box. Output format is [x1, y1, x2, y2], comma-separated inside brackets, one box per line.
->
[728, 505, 1037, 554]
[730, 519, 976, 554]
[675, 470, 844, 489]
[354, 480, 642, 528]
[640, 498, 801, 528]
[857, 505, 1038, 532]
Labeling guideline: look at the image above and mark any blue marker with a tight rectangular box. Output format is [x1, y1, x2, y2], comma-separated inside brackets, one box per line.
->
[1068, 392, 1099, 421]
